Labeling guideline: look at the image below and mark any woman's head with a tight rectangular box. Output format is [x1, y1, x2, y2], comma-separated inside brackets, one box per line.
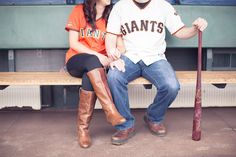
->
[83, 0, 113, 30]
[97, 0, 111, 6]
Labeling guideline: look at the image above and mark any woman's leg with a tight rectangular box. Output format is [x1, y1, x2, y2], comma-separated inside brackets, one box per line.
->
[67, 53, 125, 126]
[66, 54, 98, 148]
[77, 88, 96, 148]
[66, 53, 101, 91]
[85, 69, 126, 125]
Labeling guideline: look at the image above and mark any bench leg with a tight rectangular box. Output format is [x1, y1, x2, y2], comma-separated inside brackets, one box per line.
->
[0, 85, 9, 90]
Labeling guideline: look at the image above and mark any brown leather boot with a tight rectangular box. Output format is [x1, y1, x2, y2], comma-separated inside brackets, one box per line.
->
[78, 88, 97, 148]
[87, 68, 126, 126]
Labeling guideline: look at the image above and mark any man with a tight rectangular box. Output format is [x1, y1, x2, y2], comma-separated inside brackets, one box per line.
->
[105, 0, 208, 145]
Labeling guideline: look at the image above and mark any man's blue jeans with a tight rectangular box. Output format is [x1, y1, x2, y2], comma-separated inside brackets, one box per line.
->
[107, 56, 180, 131]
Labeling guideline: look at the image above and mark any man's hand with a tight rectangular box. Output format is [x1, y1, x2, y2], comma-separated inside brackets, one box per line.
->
[109, 59, 125, 72]
[192, 17, 208, 31]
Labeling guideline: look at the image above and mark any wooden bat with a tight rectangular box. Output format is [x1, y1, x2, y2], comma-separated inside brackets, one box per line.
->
[192, 30, 202, 141]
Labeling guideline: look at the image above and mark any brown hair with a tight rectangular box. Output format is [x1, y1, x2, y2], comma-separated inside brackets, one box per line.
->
[83, 0, 113, 31]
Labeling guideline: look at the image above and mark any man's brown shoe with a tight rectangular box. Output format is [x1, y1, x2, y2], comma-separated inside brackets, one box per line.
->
[144, 115, 166, 136]
[111, 127, 135, 145]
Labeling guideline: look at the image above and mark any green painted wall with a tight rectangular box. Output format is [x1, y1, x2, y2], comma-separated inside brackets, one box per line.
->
[0, 5, 236, 49]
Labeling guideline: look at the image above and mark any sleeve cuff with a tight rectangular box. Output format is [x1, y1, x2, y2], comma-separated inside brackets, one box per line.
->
[171, 25, 185, 36]
[106, 31, 122, 36]
[65, 27, 79, 32]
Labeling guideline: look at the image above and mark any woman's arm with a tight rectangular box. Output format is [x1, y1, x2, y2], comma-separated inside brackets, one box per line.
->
[69, 30, 98, 54]
[174, 17, 208, 39]
[69, 30, 111, 66]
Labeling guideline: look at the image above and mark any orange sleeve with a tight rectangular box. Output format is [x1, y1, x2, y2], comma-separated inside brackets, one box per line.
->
[65, 5, 83, 32]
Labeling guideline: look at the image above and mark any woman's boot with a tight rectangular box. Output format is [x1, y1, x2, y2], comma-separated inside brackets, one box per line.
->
[87, 68, 126, 126]
[78, 88, 97, 148]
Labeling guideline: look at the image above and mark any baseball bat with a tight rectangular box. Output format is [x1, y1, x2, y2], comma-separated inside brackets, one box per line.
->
[192, 30, 202, 141]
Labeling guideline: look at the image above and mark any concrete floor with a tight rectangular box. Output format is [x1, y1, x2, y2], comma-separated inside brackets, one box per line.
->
[0, 107, 236, 157]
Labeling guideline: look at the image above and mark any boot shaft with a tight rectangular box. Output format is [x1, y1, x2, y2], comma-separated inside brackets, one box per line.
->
[78, 88, 97, 130]
[87, 68, 126, 126]
[77, 88, 97, 148]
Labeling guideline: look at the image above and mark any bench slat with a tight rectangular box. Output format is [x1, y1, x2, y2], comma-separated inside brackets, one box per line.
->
[0, 71, 236, 86]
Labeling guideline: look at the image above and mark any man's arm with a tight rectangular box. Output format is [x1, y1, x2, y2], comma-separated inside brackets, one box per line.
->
[116, 36, 126, 54]
[105, 32, 120, 60]
[173, 17, 208, 39]
[105, 33, 126, 72]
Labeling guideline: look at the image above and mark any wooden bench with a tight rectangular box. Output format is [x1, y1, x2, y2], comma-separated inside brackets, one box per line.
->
[0, 71, 236, 86]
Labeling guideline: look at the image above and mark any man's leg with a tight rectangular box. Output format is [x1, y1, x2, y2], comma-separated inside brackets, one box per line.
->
[142, 60, 180, 134]
[107, 55, 141, 130]
[107, 56, 141, 145]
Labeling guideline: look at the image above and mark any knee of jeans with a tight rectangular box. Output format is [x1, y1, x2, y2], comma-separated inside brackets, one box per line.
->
[161, 80, 180, 94]
[107, 70, 126, 86]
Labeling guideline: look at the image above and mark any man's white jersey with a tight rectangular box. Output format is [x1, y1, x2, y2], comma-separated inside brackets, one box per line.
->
[107, 0, 185, 65]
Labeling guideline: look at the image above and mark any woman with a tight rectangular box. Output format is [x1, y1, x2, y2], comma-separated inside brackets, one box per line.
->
[65, 0, 126, 148]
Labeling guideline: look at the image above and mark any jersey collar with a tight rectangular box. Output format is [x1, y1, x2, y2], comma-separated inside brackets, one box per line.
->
[132, 0, 152, 10]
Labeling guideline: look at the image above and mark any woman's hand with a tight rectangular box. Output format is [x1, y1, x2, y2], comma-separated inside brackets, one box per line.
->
[109, 59, 125, 72]
[96, 53, 112, 67]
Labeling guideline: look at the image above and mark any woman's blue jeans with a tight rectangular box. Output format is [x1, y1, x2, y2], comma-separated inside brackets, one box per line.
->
[107, 56, 180, 131]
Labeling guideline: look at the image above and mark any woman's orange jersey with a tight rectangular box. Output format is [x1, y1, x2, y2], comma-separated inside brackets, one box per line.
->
[65, 4, 107, 63]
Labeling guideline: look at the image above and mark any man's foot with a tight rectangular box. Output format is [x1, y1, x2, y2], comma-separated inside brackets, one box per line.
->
[111, 127, 135, 145]
[144, 115, 166, 137]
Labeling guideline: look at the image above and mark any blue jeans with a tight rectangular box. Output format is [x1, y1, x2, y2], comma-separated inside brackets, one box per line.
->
[107, 56, 180, 131]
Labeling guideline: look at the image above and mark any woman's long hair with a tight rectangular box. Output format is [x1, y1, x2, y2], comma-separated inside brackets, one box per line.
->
[83, 0, 113, 31]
